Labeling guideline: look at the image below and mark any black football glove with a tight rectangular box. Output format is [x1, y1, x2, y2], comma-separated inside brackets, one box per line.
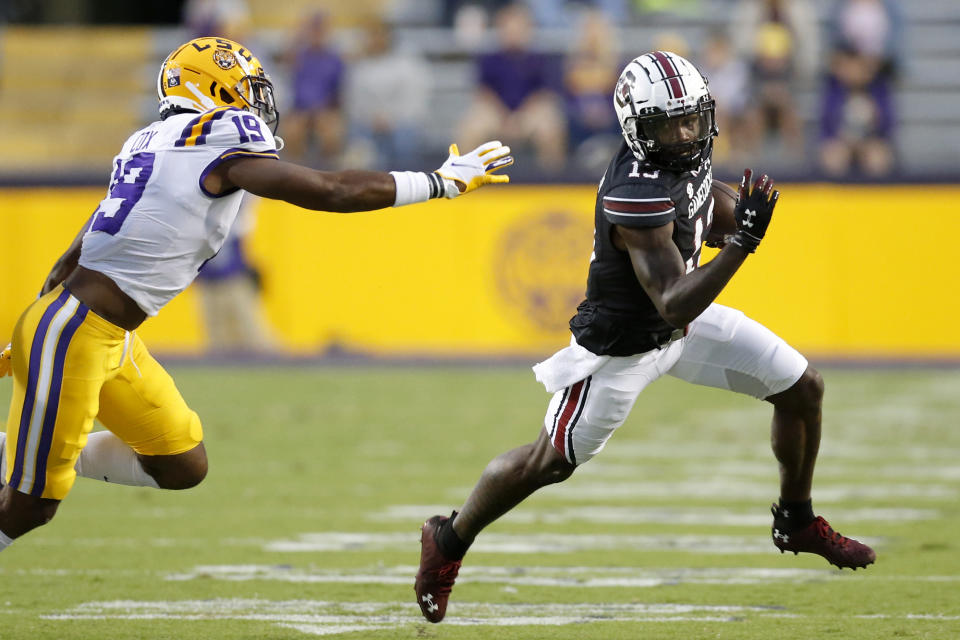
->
[729, 169, 779, 253]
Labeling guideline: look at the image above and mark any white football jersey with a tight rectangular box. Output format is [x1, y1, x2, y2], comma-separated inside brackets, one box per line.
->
[79, 106, 278, 316]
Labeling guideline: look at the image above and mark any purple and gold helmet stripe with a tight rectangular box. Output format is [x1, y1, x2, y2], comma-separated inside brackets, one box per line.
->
[9, 291, 89, 496]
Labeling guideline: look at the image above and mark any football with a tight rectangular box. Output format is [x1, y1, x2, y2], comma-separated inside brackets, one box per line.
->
[706, 180, 738, 246]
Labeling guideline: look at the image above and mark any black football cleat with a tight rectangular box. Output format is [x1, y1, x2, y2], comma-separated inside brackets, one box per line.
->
[415, 513, 462, 623]
[771, 503, 876, 569]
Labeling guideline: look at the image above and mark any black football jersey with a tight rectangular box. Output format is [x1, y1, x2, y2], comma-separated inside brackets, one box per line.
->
[570, 142, 715, 356]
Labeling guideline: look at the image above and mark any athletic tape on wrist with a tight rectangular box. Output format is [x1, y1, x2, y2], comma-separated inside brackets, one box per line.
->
[390, 171, 444, 207]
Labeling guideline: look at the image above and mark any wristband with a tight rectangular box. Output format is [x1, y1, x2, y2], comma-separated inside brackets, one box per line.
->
[728, 231, 760, 253]
[390, 171, 445, 207]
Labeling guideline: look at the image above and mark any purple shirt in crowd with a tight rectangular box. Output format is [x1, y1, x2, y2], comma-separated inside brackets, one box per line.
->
[819, 74, 895, 141]
[292, 48, 344, 111]
[478, 50, 559, 110]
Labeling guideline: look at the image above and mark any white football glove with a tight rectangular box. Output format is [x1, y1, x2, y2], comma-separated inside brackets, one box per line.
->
[434, 140, 513, 198]
[0, 343, 11, 378]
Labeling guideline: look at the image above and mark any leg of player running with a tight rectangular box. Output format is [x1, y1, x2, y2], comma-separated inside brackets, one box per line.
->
[453, 428, 575, 545]
[415, 428, 575, 622]
[1, 430, 206, 491]
[0, 486, 60, 541]
[135, 443, 207, 490]
[765, 364, 875, 569]
[0, 447, 204, 553]
[767, 365, 824, 503]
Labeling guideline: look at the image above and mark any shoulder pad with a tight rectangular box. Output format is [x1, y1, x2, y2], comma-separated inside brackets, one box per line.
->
[174, 107, 276, 154]
[601, 181, 675, 228]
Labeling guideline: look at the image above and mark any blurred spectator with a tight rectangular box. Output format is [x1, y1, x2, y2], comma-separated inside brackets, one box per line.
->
[183, 0, 251, 40]
[194, 196, 278, 355]
[182, 0, 270, 79]
[819, 0, 901, 177]
[562, 9, 621, 172]
[458, 3, 567, 171]
[699, 29, 754, 170]
[281, 12, 346, 168]
[525, 0, 631, 27]
[631, 0, 701, 16]
[652, 31, 691, 59]
[443, 0, 631, 28]
[343, 18, 431, 170]
[441, 0, 512, 27]
[731, 0, 819, 162]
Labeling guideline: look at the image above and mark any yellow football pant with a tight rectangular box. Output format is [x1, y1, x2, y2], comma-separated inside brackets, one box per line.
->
[4, 286, 202, 499]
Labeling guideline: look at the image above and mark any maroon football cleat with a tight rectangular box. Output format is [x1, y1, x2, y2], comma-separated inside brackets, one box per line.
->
[771, 504, 876, 569]
[415, 514, 462, 623]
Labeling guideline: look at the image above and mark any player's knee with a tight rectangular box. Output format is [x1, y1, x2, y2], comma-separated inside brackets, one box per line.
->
[795, 366, 824, 409]
[168, 457, 207, 490]
[524, 439, 576, 487]
[139, 444, 208, 490]
[775, 366, 824, 415]
[165, 454, 207, 490]
[0, 487, 60, 538]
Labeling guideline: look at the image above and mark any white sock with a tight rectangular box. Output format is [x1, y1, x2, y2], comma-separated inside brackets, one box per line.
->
[75, 431, 160, 488]
[0, 431, 10, 551]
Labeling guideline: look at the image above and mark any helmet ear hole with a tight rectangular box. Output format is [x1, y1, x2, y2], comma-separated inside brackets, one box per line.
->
[219, 88, 235, 104]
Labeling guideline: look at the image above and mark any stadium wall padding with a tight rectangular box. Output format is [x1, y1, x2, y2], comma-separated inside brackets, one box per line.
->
[1, 184, 955, 359]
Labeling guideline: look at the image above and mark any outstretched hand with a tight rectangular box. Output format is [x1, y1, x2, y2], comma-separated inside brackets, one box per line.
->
[434, 141, 513, 198]
[729, 169, 780, 253]
[0, 343, 11, 378]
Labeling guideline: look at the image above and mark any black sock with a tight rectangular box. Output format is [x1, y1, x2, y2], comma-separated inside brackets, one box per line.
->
[778, 498, 815, 531]
[436, 511, 470, 561]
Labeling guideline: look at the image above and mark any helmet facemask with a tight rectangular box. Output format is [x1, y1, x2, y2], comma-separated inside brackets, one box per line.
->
[237, 70, 279, 134]
[630, 98, 716, 172]
[614, 52, 719, 173]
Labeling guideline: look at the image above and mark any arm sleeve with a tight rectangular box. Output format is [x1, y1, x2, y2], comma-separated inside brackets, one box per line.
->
[601, 182, 676, 229]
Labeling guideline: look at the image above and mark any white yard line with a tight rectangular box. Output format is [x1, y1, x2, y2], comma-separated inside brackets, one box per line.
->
[598, 441, 960, 462]
[578, 460, 960, 481]
[43, 599, 960, 637]
[512, 480, 955, 502]
[164, 564, 833, 587]
[262, 531, 784, 554]
[372, 504, 937, 526]
[41, 599, 786, 635]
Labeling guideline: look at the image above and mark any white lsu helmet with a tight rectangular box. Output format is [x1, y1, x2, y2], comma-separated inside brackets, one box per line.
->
[613, 51, 718, 172]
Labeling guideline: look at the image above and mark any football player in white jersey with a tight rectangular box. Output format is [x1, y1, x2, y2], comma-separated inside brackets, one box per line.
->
[413, 51, 875, 624]
[0, 36, 512, 553]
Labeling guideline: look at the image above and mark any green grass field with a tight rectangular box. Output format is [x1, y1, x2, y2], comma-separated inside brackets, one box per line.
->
[1, 365, 958, 639]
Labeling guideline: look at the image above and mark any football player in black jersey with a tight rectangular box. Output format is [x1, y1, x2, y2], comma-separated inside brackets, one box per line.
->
[414, 51, 875, 624]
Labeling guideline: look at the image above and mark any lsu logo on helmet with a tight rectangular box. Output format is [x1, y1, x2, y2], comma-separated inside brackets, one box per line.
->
[157, 37, 278, 131]
[213, 48, 237, 70]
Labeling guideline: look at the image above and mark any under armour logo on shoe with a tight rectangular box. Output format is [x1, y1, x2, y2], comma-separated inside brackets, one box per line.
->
[742, 209, 756, 228]
[421, 593, 439, 613]
[773, 529, 790, 543]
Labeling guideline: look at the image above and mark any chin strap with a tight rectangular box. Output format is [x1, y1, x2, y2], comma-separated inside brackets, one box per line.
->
[273, 136, 285, 151]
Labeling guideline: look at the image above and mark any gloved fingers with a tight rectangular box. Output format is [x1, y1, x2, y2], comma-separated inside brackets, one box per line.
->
[484, 154, 514, 173]
[752, 173, 770, 196]
[738, 168, 752, 202]
[472, 140, 506, 159]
